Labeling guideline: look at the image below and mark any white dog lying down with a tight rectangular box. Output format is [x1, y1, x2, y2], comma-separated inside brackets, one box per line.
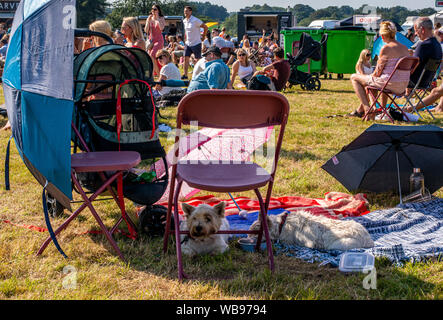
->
[249, 210, 374, 251]
[180, 202, 230, 256]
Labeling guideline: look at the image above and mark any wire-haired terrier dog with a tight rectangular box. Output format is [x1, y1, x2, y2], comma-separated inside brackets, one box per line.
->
[180, 202, 230, 256]
[249, 210, 374, 251]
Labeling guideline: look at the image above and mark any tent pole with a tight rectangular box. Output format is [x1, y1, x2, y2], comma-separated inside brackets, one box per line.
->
[396, 151, 403, 205]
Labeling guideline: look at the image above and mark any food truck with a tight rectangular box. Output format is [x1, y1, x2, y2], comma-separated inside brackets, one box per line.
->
[237, 11, 294, 43]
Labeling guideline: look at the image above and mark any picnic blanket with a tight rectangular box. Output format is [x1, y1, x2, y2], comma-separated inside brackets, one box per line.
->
[156, 192, 370, 219]
[274, 198, 443, 267]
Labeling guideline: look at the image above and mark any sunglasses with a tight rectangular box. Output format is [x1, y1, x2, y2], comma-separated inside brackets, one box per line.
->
[152, 8, 158, 11]
[238, 53, 246, 57]
[366, 53, 371, 57]
[156, 55, 166, 60]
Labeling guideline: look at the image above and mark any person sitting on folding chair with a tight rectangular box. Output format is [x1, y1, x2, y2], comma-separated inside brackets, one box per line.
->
[350, 21, 410, 120]
[250, 47, 290, 91]
[408, 17, 442, 93]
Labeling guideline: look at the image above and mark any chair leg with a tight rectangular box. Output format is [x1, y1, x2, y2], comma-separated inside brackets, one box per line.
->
[98, 172, 137, 234]
[37, 171, 120, 257]
[163, 166, 177, 253]
[172, 180, 188, 280]
[254, 189, 275, 272]
[72, 172, 125, 260]
[36, 202, 87, 256]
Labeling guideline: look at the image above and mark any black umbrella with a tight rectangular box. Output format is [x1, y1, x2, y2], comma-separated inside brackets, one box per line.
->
[321, 124, 443, 199]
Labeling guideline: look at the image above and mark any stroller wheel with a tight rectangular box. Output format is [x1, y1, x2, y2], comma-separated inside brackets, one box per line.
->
[306, 77, 321, 91]
[46, 191, 64, 218]
[139, 205, 174, 237]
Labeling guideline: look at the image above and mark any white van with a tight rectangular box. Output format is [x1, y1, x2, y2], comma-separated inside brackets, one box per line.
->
[308, 20, 338, 29]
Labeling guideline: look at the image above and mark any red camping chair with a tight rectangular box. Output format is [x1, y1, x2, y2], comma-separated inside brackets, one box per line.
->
[162, 90, 290, 280]
[37, 124, 141, 261]
[363, 56, 419, 123]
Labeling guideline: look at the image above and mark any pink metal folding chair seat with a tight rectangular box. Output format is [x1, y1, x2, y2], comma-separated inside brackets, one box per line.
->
[177, 162, 271, 192]
[71, 151, 141, 173]
[163, 90, 289, 280]
[37, 140, 141, 260]
[363, 56, 419, 123]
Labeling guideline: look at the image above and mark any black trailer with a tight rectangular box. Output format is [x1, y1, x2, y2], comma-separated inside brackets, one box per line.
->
[237, 11, 293, 43]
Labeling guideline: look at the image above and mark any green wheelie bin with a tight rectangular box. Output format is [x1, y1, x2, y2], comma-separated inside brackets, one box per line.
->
[324, 28, 376, 75]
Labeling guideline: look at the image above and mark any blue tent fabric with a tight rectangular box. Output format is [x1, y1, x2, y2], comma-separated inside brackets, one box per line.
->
[21, 92, 73, 197]
[372, 32, 414, 59]
[3, 24, 22, 89]
[23, 0, 51, 19]
[3, 84, 23, 152]
[21, 0, 74, 100]
[2, 0, 75, 209]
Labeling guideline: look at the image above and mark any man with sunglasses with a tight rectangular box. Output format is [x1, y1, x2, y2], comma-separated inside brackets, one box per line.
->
[182, 6, 208, 80]
[187, 46, 230, 93]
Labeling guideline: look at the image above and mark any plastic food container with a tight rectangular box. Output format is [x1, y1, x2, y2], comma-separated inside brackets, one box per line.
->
[238, 238, 267, 252]
[339, 252, 375, 272]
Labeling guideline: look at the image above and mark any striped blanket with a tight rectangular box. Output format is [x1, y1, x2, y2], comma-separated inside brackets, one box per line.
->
[274, 198, 443, 266]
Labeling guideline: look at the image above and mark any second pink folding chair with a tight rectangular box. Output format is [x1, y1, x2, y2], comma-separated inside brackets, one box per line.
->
[162, 90, 290, 280]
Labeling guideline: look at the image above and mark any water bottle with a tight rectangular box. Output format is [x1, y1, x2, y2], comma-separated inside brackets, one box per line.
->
[409, 168, 424, 194]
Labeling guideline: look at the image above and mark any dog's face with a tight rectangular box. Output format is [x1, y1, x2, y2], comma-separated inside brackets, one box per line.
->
[182, 202, 226, 240]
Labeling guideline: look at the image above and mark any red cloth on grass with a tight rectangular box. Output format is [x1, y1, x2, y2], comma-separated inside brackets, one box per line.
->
[157, 192, 370, 219]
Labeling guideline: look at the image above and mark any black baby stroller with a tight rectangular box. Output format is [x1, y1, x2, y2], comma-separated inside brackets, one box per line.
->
[286, 32, 328, 91]
[46, 30, 170, 237]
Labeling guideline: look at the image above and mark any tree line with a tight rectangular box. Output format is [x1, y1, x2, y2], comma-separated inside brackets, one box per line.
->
[76, 1, 437, 36]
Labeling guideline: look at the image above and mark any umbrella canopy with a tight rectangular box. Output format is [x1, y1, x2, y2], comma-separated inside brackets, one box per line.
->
[321, 124, 443, 195]
[3, 0, 75, 210]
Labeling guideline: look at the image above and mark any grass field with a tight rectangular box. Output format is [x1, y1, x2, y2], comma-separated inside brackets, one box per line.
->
[0, 77, 442, 300]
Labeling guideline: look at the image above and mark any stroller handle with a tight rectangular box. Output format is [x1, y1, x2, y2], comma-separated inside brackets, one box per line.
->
[75, 28, 114, 45]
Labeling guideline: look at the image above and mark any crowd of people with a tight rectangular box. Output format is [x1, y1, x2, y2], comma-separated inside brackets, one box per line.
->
[349, 17, 443, 119]
[2, 4, 443, 128]
[71, 4, 289, 98]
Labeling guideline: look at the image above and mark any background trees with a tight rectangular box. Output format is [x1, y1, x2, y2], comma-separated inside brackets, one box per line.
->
[96, 1, 437, 36]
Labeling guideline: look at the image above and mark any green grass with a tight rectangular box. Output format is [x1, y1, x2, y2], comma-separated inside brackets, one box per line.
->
[0, 78, 442, 300]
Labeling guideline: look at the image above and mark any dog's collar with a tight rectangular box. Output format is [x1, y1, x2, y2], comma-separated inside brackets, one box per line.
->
[181, 235, 191, 244]
[278, 211, 290, 236]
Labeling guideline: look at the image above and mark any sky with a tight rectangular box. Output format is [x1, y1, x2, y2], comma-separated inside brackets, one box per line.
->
[197, 1, 440, 12]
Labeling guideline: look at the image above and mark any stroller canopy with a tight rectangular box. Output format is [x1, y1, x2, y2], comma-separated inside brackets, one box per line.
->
[74, 45, 153, 102]
[292, 32, 323, 66]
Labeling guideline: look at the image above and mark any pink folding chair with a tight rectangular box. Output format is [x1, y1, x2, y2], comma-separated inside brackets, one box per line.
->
[162, 90, 290, 280]
[363, 56, 419, 123]
[37, 124, 141, 261]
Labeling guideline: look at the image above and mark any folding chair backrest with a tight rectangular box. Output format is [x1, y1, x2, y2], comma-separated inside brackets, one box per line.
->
[395, 56, 420, 73]
[415, 58, 441, 89]
[175, 90, 289, 176]
[380, 57, 419, 92]
[177, 90, 289, 129]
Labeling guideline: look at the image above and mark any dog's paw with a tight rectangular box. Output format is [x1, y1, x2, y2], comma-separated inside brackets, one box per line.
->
[215, 244, 229, 254]
[181, 245, 195, 256]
